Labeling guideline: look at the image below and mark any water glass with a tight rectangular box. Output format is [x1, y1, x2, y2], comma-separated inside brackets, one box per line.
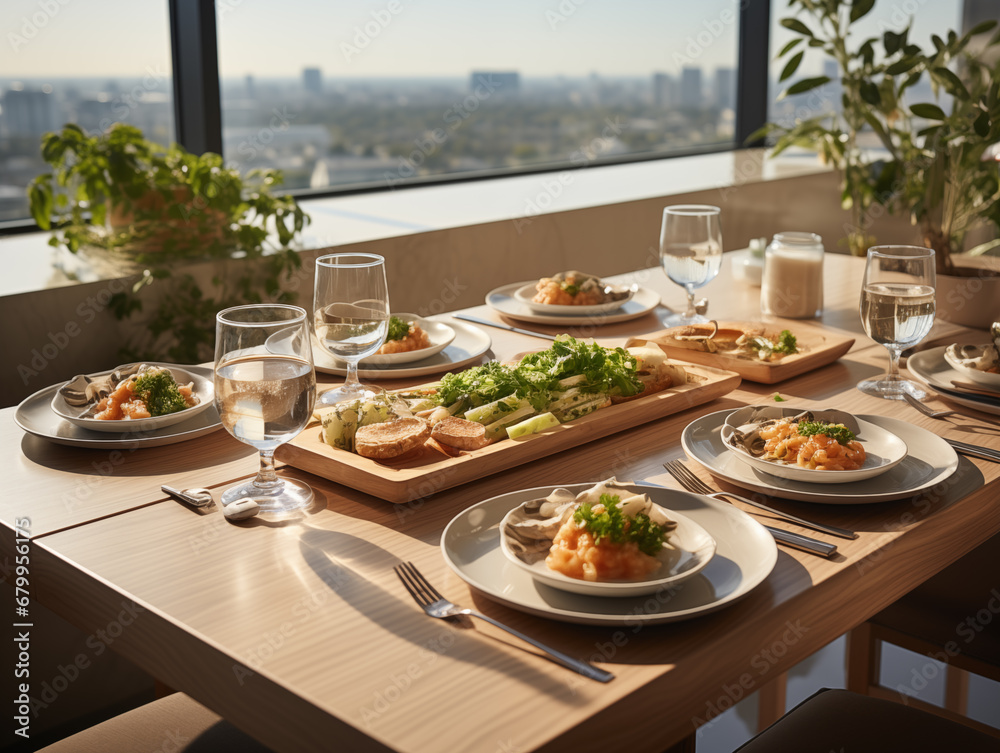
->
[659, 205, 723, 326]
[857, 245, 936, 400]
[215, 304, 316, 512]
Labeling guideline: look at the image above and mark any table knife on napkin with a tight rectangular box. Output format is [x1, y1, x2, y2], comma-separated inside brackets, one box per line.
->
[452, 314, 558, 340]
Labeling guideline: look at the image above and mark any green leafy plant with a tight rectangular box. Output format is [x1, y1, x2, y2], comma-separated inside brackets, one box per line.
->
[27, 123, 310, 362]
[754, 0, 1000, 274]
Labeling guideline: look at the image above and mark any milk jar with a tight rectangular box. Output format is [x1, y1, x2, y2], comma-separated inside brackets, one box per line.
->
[761, 232, 825, 319]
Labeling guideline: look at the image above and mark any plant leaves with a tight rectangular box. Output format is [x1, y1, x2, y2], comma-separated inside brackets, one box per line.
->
[777, 38, 803, 58]
[860, 81, 881, 105]
[885, 56, 921, 76]
[781, 76, 831, 99]
[910, 103, 946, 120]
[850, 0, 876, 23]
[780, 17, 814, 37]
[780, 51, 805, 82]
[974, 109, 990, 137]
[932, 66, 970, 99]
[884, 30, 903, 55]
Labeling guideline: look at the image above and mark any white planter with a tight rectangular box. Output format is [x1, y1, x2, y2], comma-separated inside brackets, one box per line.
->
[935, 265, 1000, 330]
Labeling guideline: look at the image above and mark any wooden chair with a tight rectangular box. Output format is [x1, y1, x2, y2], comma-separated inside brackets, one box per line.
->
[845, 532, 1000, 737]
[36, 692, 272, 753]
[734, 688, 998, 752]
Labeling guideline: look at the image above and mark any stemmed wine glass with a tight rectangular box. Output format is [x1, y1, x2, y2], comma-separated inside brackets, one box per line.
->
[857, 245, 936, 400]
[215, 304, 316, 513]
[659, 205, 723, 326]
[313, 253, 390, 406]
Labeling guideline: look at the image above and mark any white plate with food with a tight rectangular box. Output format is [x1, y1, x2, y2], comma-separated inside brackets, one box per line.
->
[49, 363, 214, 433]
[498, 479, 716, 597]
[682, 409, 959, 504]
[720, 406, 907, 484]
[313, 317, 492, 379]
[441, 482, 776, 626]
[942, 336, 1000, 390]
[361, 314, 455, 365]
[15, 365, 222, 448]
[907, 346, 1000, 416]
[511, 271, 635, 315]
[486, 282, 661, 326]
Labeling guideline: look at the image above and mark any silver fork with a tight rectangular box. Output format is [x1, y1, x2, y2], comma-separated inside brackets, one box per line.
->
[903, 392, 1000, 426]
[393, 561, 614, 683]
[663, 461, 856, 541]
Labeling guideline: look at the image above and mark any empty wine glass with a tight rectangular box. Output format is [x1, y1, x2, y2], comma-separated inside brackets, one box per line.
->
[659, 205, 723, 326]
[215, 304, 316, 513]
[313, 253, 390, 406]
[857, 245, 936, 400]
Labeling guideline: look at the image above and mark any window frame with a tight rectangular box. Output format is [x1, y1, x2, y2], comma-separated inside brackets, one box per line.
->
[0, 0, 772, 233]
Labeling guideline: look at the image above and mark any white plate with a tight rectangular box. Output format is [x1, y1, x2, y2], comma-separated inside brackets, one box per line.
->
[441, 482, 777, 626]
[15, 365, 222, 449]
[327, 314, 455, 366]
[49, 364, 215, 433]
[683, 409, 959, 504]
[486, 282, 661, 326]
[512, 282, 635, 315]
[942, 344, 1000, 390]
[313, 317, 492, 379]
[720, 406, 907, 484]
[498, 500, 716, 597]
[908, 346, 1000, 417]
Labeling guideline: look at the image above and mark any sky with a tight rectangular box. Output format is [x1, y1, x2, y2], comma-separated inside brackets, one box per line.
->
[0, 0, 963, 81]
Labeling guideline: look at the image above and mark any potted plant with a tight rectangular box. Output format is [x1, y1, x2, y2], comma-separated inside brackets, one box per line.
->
[28, 123, 311, 361]
[757, 0, 1000, 327]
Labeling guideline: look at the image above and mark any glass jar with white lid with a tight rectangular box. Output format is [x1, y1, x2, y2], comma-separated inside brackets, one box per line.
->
[760, 232, 825, 319]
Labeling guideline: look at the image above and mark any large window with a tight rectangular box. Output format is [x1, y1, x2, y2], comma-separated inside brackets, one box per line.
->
[219, 1, 738, 191]
[0, 0, 175, 222]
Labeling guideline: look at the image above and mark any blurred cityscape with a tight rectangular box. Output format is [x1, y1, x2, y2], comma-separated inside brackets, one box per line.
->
[2, 59, 940, 224]
[0, 65, 743, 223]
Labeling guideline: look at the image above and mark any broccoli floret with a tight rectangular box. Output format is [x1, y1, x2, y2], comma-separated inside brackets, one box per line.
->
[133, 370, 188, 416]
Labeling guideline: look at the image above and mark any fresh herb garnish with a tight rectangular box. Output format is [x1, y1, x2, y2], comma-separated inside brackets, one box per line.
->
[773, 330, 798, 355]
[133, 370, 188, 416]
[796, 420, 855, 446]
[561, 282, 580, 296]
[386, 316, 410, 342]
[774, 393, 786, 402]
[573, 494, 666, 556]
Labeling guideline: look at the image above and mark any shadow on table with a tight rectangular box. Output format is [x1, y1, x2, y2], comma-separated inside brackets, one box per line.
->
[19, 429, 255, 477]
[295, 526, 591, 703]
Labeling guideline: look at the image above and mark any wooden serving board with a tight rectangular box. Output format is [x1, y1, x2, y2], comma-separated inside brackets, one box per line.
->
[626, 320, 854, 385]
[276, 361, 740, 503]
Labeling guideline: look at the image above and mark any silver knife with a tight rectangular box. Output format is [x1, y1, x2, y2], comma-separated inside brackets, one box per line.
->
[945, 439, 1000, 463]
[764, 526, 838, 557]
[452, 313, 558, 340]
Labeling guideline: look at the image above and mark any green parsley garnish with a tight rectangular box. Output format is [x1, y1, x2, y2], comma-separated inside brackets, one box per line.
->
[796, 420, 856, 446]
[773, 330, 798, 355]
[386, 316, 410, 342]
[572, 494, 666, 556]
[132, 370, 188, 416]
[773, 393, 786, 402]
[561, 282, 580, 296]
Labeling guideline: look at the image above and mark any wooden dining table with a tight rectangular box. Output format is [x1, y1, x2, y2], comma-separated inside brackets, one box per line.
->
[4, 253, 1000, 753]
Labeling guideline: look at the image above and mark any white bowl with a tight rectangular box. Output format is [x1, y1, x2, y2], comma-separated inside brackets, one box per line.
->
[50, 364, 214, 434]
[499, 493, 716, 598]
[720, 405, 907, 484]
[943, 344, 1000, 391]
[512, 282, 635, 315]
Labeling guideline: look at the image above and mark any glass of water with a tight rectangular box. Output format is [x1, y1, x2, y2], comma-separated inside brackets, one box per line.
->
[215, 304, 316, 513]
[313, 253, 390, 406]
[858, 245, 936, 400]
[659, 205, 723, 326]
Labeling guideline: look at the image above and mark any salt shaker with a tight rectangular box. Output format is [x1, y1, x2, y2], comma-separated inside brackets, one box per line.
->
[761, 232, 825, 319]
